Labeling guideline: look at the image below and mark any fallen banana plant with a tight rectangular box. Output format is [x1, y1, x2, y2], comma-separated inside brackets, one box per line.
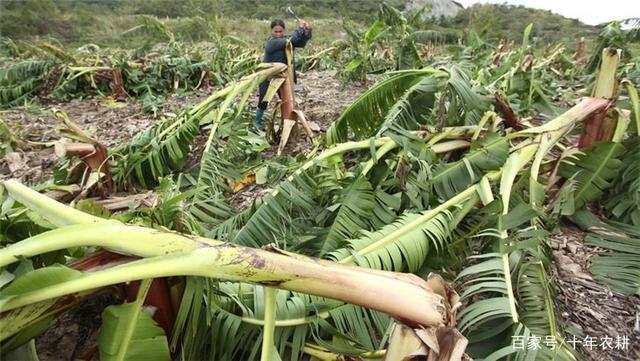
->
[571, 209, 640, 296]
[1, 84, 614, 361]
[0, 179, 466, 359]
[169, 95, 612, 361]
[0, 207, 448, 328]
[110, 62, 287, 189]
[0, 250, 131, 345]
[2, 35, 636, 361]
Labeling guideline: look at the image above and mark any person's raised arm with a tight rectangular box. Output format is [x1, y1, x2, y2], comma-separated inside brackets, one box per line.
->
[290, 19, 312, 48]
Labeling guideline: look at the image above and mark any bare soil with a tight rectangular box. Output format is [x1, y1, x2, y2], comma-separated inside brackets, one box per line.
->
[552, 223, 640, 361]
[1, 97, 154, 184]
[36, 292, 123, 361]
[1, 70, 366, 185]
[296, 70, 372, 131]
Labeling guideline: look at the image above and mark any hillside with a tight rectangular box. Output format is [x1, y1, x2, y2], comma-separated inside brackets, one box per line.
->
[0, 0, 599, 47]
[450, 3, 598, 44]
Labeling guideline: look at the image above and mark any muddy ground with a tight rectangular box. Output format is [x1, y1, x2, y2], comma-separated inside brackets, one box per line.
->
[1, 69, 639, 361]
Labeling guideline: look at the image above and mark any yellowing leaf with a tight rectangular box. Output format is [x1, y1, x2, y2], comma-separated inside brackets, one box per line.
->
[228, 174, 256, 193]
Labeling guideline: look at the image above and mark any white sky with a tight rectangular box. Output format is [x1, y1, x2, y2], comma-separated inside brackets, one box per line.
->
[455, 0, 640, 25]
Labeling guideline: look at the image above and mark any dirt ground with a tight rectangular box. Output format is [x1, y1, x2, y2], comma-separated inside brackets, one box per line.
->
[36, 292, 122, 361]
[0, 69, 367, 184]
[552, 223, 640, 361]
[2, 70, 639, 361]
[296, 70, 371, 131]
[1, 98, 154, 184]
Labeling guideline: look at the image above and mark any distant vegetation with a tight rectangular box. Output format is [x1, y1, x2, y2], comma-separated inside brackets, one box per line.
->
[0, 0, 402, 45]
[451, 3, 597, 45]
[0, 0, 600, 49]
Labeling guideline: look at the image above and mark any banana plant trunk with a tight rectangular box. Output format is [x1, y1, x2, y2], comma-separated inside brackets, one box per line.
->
[278, 67, 295, 126]
[0, 238, 456, 329]
[579, 48, 620, 149]
[0, 250, 130, 348]
[277, 41, 298, 154]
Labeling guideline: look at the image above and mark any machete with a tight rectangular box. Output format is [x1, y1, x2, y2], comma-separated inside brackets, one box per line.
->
[285, 6, 301, 21]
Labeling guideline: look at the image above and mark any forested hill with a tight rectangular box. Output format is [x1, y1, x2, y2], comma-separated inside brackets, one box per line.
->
[0, 0, 597, 45]
[451, 3, 597, 44]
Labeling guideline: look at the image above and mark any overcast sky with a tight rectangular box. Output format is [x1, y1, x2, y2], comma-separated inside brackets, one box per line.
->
[455, 0, 640, 25]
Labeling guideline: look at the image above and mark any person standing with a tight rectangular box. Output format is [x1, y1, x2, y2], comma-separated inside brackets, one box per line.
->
[254, 18, 312, 130]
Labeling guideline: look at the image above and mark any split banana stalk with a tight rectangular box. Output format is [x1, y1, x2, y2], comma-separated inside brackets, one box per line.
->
[0, 179, 465, 359]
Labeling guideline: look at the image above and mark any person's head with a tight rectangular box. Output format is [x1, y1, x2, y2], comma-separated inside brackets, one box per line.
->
[270, 19, 285, 38]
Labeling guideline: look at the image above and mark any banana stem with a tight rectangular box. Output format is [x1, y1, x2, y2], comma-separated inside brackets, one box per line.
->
[622, 80, 640, 134]
[0, 244, 449, 328]
[0, 223, 220, 268]
[260, 287, 277, 361]
[2, 179, 104, 227]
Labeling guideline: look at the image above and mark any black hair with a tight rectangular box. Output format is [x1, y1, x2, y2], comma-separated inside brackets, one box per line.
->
[270, 19, 285, 29]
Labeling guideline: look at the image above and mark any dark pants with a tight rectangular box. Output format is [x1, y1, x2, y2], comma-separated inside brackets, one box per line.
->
[257, 80, 270, 111]
[257, 70, 298, 111]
